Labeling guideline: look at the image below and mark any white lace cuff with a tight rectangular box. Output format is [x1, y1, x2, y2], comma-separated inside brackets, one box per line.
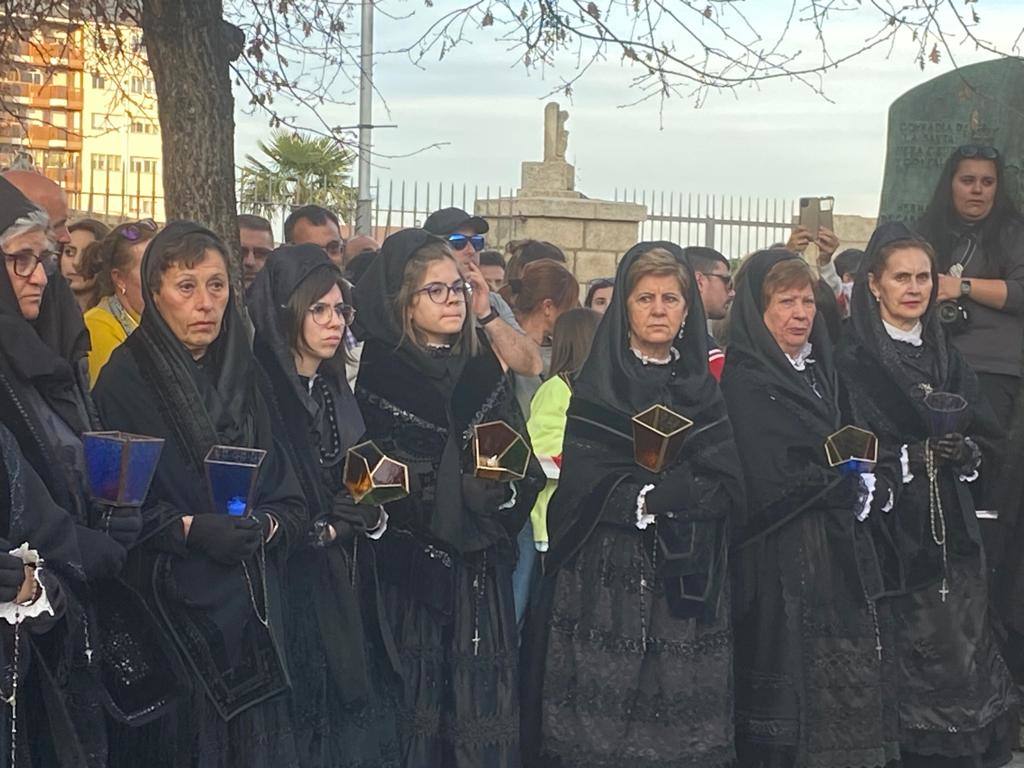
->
[365, 507, 389, 540]
[0, 544, 53, 625]
[498, 483, 518, 511]
[881, 488, 895, 514]
[856, 473, 877, 522]
[900, 445, 914, 484]
[635, 484, 656, 530]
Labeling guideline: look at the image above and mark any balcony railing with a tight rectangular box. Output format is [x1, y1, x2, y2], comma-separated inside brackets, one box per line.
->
[25, 124, 83, 150]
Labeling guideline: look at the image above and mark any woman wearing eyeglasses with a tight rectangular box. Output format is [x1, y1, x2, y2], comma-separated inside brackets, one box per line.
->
[352, 229, 543, 768]
[81, 218, 158, 386]
[248, 244, 401, 768]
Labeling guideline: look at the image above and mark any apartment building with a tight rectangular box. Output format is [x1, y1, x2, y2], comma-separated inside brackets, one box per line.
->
[0, 20, 165, 221]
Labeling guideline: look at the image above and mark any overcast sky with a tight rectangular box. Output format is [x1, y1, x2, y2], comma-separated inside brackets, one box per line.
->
[232, 0, 1022, 219]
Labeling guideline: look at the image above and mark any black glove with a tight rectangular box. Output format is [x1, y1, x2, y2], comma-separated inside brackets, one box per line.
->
[643, 471, 693, 519]
[0, 553, 26, 603]
[95, 503, 143, 549]
[187, 514, 262, 565]
[327, 494, 383, 542]
[932, 433, 976, 470]
[461, 474, 510, 517]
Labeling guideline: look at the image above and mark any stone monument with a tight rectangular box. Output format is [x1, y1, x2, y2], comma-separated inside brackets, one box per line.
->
[878, 58, 1024, 225]
[475, 102, 646, 283]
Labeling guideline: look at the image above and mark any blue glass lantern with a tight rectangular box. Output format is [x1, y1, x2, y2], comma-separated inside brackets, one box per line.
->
[203, 445, 267, 516]
[82, 431, 165, 506]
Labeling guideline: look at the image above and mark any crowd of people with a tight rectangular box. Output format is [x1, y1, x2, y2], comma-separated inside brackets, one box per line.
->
[0, 142, 1023, 768]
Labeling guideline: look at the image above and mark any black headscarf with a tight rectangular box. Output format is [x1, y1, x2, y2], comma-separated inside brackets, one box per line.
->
[248, 243, 363, 459]
[352, 227, 465, 384]
[547, 242, 743, 593]
[845, 221, 951, 425]
[0, 177, 89, 397]
[125, 221, 257, 475]
[725, 248, 839, 431]
[574, 240, 719, 419]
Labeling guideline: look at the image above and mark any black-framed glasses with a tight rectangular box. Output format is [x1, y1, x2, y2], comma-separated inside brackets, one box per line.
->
[957, 144, 999, 160]
[118, 218, 158, 242]
[414, 280, 471, 304]
[2, 247, 58, 277]
[447, 234, 485, 252]
[700, 272, 733, 290]
[308, 302, 355, 326]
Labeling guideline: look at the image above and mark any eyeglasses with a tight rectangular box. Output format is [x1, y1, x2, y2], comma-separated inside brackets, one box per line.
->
[2, 247, 58, 277]
[236, 245, 273, 261]
[414, 280, 471, 304]
[957, 144, 999, 160]
[308, 302, 355, 326]
[118, 218, 158, 242]
[700, 272, 733, 290]
[447, 234, 485, 252]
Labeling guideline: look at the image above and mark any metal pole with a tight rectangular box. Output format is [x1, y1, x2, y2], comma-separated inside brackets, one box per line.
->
[355, 0, 374, 235]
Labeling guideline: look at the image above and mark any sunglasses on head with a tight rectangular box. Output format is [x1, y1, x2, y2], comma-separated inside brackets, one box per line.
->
[957, 144, 999, 160]
[447, 234, 485, 252]
[118, 218, 158, 242]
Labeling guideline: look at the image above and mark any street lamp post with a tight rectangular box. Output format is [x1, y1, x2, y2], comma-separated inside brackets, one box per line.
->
[355, 0, 374, 236]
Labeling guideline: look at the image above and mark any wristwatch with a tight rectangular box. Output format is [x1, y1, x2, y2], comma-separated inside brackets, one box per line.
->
[477, 309, 499, 326]
[960, 280, 972, 298]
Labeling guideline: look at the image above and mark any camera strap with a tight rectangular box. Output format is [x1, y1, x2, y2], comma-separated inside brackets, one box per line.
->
[948, 233, 977, 278]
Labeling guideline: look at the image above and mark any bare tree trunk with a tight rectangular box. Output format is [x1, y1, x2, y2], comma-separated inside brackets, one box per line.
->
[141, 0, 240, 257]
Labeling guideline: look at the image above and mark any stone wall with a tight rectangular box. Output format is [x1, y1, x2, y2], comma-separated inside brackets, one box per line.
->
[475, 195, 646, 284]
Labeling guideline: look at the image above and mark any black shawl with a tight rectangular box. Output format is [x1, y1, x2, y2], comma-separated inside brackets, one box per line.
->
[93, 222, 306, 721]
[249, 244, 398, 703]
[353, 228, 544, 555]
[837, 221, 995, 590]
[545, 241, 744, 618]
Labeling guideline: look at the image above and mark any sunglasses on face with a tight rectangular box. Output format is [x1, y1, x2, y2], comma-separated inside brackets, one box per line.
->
[236, 245, 273, 261]
[957, 144, 999, 160]
[447, 234, 485, 252]
[3, 247, 59, 278]
[118, 218, 158, 242]
[700, 272, 733, 290]
[414, 280, 471, 305]
[308, 302, 355, 326]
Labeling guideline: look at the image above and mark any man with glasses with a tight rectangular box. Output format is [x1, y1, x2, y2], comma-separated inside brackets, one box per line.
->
[424, 207, 543, 376]
[284, 205, 345, 267]
[683, 246, 735, 381]
[3, 169, 71, 257]
[237, 214, 275, 291]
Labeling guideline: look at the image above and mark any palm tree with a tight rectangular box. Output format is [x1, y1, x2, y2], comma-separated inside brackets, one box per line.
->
[239, 130, 356, 219]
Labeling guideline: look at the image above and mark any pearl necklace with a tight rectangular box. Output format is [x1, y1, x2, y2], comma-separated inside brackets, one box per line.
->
[630, 346, 679, 366]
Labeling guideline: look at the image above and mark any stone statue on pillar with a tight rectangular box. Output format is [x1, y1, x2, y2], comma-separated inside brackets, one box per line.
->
[522, 102, 578, 198]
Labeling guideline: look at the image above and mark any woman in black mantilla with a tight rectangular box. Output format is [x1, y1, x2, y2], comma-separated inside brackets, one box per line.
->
[836, 222, 1017, 768]
[0, 177, 180, 766]
[721, 249, 900, 768]
[93, 222, 306, 768]
[352, 228, 543, 768]
[522, 243, 743, 768]
[248, 244, 401, 767]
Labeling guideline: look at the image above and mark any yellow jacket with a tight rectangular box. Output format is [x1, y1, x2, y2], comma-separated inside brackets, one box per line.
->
[84, 296, 139, 388]
[525, 374, 572, 551]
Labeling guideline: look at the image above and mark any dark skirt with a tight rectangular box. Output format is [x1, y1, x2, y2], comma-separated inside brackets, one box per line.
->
[888, 559, 1018, 764]
[286, 540, 402, 768]
[379, 532, 520, 768]
[535, 523, 734, 768]
[108, 687, 298, 768]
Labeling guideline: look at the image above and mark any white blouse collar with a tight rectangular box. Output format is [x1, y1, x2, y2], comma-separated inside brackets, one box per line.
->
[785, 342, 815, 372]
[882, 319, 923, 347]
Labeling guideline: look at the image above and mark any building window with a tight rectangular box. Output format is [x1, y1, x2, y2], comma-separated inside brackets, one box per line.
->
[129, 120, 158, 135]
[129, 198, 153, 215]
[91, 153, 122, 172]
[19, 68, 44, 85]
[90, 113, 115, 130]
[130, 156, 157, 175]
[91, 73, 105, 89]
